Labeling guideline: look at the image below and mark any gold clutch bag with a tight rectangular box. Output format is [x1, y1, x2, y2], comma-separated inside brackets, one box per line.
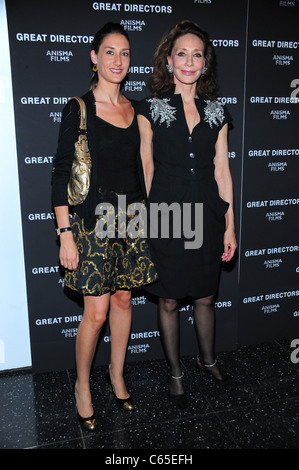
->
[67, 97, 92, 205]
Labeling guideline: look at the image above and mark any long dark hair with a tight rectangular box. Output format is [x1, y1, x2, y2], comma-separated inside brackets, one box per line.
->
[90, 22, 130, 90]
[150, 20, 218, 99]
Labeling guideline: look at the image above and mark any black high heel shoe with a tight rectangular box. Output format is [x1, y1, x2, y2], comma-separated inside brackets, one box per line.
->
[74, 390, 97, 431]
[196, 356, 228, 384]
[168, 371, 186, 397]
[77, 411, 97, 431]
[106, 366, 135, 411]
[168, 372, 187, 409]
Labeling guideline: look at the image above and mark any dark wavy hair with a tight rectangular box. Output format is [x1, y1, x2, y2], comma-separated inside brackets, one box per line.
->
[90, 22, 130, 90]
[150, 20, 218, 99]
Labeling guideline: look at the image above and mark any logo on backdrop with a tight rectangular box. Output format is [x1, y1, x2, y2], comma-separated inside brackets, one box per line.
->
[124, 65, 153, 93]
[120, 19, 146, 31]
[250, 95, 299, 120]
[35, 315, 83, 326]
[243, 290, 299, 319]
[32, 265, 59, 275]
[218, 97, 238, 105]
[245, 245, 299, 256]
[104, 329, 160, 355]
[279, 1, 299, 7]
[24, 155, 54, 164]
[243, 289, 299, 304]
[244, 245, 298, 271]
[92, 3, 172, 13]
[248, 147, 299, 174]
[46, 50, 73, 62]
[35, 315, 82, 339]
[131, 296, 147, 306]
[266, 211, 285, 222]
[246, 198, 299, 208]
[273, 54, 293, 66]
[262, 304, 280, 314]
[211, 39, 239, 47]
[20, 96, 70, 123]
[252, 39, 299, 48]
[28, 213, 54, 221]
[16, 33, 94, 43]
[21, 96, 70, 104]
[245, 198, 299, 222]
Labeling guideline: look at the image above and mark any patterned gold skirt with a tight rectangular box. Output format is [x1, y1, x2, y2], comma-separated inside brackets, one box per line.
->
[64, 204, 158, 296]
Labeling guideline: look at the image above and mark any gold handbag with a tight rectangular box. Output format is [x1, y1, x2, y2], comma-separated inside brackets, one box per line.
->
[67, 97, 92, 205]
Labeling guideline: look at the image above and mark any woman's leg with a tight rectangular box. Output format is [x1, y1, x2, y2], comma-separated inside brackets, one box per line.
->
[158, 297, 185, 396]
[193, 294, 225, 381]
[75, 293, 110, 418]
[109, 290, 132, 399]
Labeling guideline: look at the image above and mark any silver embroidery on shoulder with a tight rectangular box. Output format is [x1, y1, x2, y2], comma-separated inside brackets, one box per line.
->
[147, 97, 176, 127]
[203, 100, 225, 128]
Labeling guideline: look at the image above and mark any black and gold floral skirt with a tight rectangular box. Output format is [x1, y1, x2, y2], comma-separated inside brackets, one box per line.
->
[64, 204, 158, 296]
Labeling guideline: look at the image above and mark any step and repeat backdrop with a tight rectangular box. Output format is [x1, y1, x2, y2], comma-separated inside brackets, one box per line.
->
[4, 0, 298, 372]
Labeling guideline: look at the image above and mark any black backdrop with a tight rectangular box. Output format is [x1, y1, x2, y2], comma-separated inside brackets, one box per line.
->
[5, 0, 299, 373]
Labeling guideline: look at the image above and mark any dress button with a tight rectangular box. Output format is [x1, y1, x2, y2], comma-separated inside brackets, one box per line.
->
[188, 137, 192, 143]
[190, 168, 195, 174]
[189, 152, 195, 158]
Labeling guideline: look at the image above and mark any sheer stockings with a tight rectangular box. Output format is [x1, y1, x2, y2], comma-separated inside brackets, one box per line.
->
[193, 295, 226, 382]
[158, 298, 185, 396]
[158, 294, 225, 394]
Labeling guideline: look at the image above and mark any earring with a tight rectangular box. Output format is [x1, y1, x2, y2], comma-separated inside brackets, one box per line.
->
[201, 66, 207, 75]
[93, 64, 98, 72]
[166, 64, 173, 73]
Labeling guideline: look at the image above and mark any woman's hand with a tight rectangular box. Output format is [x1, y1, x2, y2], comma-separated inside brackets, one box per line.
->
[222, 227, 237, 262]
[59, 232, 79, 270]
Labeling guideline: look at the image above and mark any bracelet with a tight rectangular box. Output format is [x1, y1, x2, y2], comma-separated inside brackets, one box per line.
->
[56, 227, 72, 236]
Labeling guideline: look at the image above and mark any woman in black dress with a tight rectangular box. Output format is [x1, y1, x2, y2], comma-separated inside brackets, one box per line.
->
[52, 23, 157, 430]
[137, 21, 237, 398]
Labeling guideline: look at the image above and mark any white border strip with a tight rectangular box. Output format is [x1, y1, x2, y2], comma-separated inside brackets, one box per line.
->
[0, 0, 31, 370]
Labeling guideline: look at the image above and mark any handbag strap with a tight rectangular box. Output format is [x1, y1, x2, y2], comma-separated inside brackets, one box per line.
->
[69, 96, 87, 131]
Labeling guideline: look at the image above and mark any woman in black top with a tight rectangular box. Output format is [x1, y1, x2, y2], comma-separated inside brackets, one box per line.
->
[137, 21, 237, 399]
[52, 23, 157, 430]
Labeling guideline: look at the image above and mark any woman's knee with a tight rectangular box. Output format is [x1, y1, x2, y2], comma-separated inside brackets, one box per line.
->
[194, 294, 215, 308]
[83, 295, 109, 328]
[111, 290, 132, 311]
[158, 298, 179, 313]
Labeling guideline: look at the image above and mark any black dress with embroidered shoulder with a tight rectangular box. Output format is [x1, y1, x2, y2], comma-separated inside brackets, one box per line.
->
[52, 90, 157, 295]
[137, 86, 231, 299]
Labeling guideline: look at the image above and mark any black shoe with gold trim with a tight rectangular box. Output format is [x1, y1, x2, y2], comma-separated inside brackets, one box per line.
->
[106, 366, 135, 411]
[77, 412, 97, 431]
[74, 387, 97, 431]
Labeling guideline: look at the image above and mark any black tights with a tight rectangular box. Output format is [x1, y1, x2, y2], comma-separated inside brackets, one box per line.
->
[158, 295, 222, 394]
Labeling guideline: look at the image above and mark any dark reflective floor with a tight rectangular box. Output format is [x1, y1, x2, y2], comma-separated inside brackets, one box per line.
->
[0, 338, 298, 450]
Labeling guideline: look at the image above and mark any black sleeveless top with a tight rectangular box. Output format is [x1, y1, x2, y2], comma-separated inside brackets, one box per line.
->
[52, 90, 143, 230]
